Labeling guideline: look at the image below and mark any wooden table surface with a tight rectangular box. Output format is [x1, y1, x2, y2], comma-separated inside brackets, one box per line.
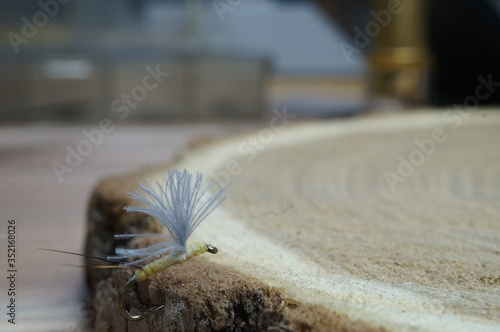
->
[0, 122, 252, 332]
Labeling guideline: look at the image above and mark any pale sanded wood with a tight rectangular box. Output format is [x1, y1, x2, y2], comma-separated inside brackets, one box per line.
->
[86, 111, 500, 331]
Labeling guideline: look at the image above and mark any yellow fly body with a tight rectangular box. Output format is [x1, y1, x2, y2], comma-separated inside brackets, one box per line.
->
[134, 242, 215, 282]
[109, 169, 225, 321]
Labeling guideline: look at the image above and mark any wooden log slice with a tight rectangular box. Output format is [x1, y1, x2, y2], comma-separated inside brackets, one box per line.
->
[86, 111, 500, 331]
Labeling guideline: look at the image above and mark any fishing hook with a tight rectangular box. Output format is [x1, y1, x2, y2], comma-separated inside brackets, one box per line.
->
[119, 275, 165, 321]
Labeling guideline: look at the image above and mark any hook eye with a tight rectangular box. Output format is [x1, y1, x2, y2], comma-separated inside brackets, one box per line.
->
[205, 244, 218, 254]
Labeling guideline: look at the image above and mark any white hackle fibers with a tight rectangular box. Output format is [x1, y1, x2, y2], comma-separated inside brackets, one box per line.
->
[108, 169, 225, 266]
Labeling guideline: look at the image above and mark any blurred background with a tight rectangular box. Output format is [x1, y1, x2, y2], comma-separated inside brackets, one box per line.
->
[1, 0, 498, 123]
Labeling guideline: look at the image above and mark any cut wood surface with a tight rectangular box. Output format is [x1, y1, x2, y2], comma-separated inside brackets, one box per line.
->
[86, 111, 500, 331]
[0, 123, 249, 332]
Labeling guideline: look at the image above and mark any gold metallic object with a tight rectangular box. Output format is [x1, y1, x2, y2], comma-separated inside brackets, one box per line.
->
[367, 0, 432, 108]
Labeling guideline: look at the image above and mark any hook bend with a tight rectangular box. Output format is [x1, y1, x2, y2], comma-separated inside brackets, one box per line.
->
[120, 275, 165, 321]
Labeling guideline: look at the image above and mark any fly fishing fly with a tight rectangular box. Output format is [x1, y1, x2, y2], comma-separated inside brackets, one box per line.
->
[109, 169, 225, 321]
